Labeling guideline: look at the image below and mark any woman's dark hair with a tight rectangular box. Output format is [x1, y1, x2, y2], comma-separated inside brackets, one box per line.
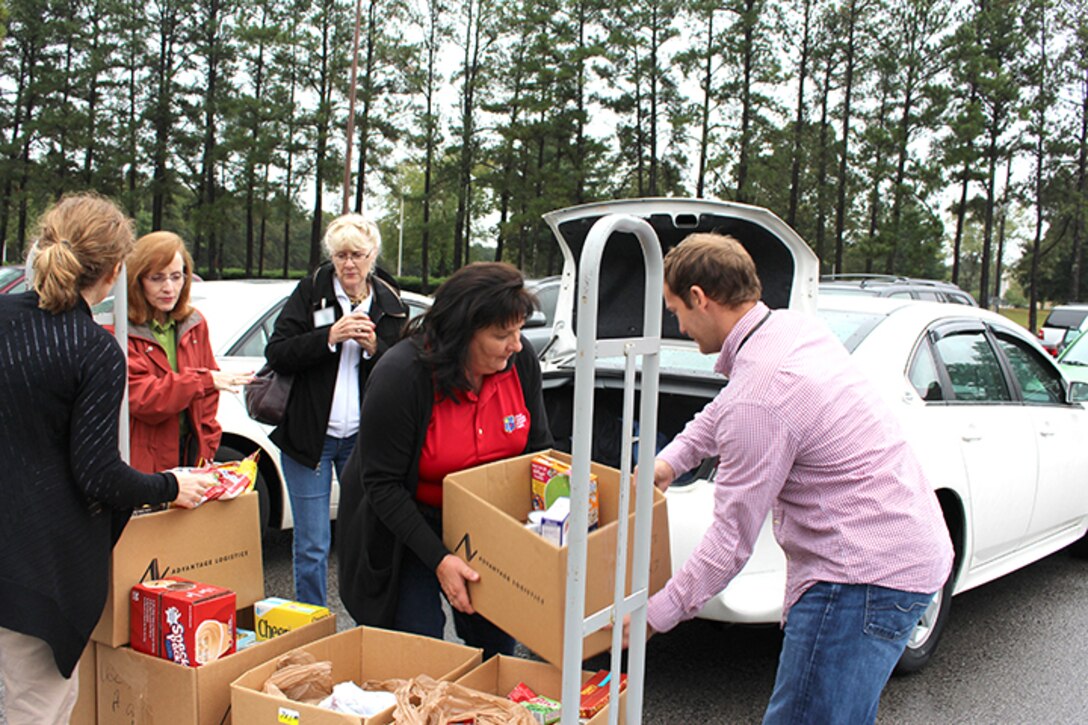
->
[409, 262, 536, 401]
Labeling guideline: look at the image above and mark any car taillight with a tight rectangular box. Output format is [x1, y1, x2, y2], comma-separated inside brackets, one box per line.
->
[1037, 329, 1044, 339]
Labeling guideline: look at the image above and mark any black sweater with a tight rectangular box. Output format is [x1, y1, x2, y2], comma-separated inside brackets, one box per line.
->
[337, 336, 553, 628]
[0, 292, 178, 677]
[265, 263, 408, 468]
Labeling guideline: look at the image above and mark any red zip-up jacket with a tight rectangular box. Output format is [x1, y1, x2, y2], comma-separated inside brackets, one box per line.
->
[118, 309, 222, 473]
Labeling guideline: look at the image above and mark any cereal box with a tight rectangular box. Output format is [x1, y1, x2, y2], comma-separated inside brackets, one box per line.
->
[130, 577, 236, 667]
[253, 597, 331, 641]
[530, 453, 599, 529]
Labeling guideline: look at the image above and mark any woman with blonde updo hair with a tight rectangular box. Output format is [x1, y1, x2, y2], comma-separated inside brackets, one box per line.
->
[0, 194, 214, 725]
[120, 231, 251, 474]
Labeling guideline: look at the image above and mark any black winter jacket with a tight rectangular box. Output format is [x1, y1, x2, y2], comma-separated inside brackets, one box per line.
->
[265, 263, 408, 468]
[0, 292, 177, 677]
[336, 336, 552, 628]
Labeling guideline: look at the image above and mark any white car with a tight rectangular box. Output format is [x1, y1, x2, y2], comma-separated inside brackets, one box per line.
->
[535, 198, 1088, 672]
[133, 279, 430, 534]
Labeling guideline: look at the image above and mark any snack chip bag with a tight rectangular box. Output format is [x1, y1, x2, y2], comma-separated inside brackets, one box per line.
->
[171, 450, 260, 505]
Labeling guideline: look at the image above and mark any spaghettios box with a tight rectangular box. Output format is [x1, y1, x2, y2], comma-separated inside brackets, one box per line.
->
[130, 577, 236, 667]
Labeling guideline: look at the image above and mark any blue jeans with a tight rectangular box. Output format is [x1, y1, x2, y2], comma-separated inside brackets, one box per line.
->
[763, 582, 935, 725]
[281, 434, 356, 606]
[392, 507, 515, 660]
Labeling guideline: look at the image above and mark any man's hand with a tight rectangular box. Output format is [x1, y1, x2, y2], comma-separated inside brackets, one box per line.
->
[436, 554, 480, 615]
[652, 459, 676, 492]
[617, 613, 657, 649]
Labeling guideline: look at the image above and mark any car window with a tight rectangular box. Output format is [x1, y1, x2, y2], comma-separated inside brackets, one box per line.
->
[916, 290, 940, 301]
[994, 333, 1064, 404]
[229, 301, 286, 357]
[1061, 331, 1088, 365]
[909, 341, 944, 401]
[1043, 308, 1088, 330]
[887, 291, 914, 299]
[946, 292, 971, 305]
[932, 329, 1011, 402]
[814, 309, 887, 353]
[534, 282, 560, 326]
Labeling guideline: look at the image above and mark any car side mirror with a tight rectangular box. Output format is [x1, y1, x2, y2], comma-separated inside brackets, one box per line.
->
[1069, 381, 1088, 403]
[525, 309, 548, 328]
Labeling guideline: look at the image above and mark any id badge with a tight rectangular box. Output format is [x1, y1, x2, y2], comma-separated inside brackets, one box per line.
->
[312, 306, 336, 327]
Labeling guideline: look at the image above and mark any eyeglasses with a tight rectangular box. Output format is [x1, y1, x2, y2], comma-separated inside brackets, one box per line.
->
[146, 272, 185, 286]
[332, 249, 375, 264]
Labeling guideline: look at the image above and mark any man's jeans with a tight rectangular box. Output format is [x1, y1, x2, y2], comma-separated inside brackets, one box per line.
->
[763, 582, 935, 725]
[281, 434, 355, 606]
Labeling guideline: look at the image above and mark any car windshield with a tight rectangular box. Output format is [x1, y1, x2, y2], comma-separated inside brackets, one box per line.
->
[815, 308, 887, 353]
[1044, 308, 1088, 329]
[1061, 332, 1088, 366]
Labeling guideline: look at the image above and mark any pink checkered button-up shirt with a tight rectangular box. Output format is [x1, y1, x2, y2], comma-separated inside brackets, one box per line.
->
[646, 302, 954, 634]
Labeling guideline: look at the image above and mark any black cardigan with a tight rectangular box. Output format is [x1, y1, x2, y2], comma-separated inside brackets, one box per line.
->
[337, 336, 553, 628]
[0, 292, 178, 677]
[265, 263, 408, 468]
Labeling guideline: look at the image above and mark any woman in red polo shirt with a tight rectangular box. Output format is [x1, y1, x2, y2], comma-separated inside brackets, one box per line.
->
[337, 262, 552, 657]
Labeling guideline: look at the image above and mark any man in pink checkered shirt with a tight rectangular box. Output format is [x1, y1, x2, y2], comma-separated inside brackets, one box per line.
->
[630, 233, 953, 725]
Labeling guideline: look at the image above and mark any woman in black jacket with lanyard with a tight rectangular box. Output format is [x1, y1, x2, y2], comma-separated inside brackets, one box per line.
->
[337, 262, 552, 658]
[265, 213, 407, 606]
[0, 194, 213, 725]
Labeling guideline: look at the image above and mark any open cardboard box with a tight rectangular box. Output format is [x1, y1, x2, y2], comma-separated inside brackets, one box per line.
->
[95, 608, 336, 725]
[230, 626, 483, 725]
[92, 491, 265, 647]
[456, 654, 627, 724]
[442, 449, 670, 666]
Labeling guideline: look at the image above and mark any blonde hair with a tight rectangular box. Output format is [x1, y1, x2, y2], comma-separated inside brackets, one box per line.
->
[322, 213, 381, 258]
[127, 231, 195, 325]
[31, 193, 135, 313]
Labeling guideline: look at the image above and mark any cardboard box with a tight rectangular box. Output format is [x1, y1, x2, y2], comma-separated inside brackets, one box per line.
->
[443, 449, 671, 666]
[130, 578, 236, 665]
[455, 655, 626, 724]
[92, 491, 264, 647]
[69, 643, 97, 725]
[230, 627, 483, 725]
[95, 609, 336, 725]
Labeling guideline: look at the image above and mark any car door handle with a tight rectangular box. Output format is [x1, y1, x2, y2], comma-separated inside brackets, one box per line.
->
[961, 429, 982, 442]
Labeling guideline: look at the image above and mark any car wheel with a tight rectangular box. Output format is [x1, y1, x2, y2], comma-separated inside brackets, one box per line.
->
[894, 571, 954, 675]
[214, 444, 271, 538]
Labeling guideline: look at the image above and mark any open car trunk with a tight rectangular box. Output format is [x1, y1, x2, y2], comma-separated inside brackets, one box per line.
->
[537, 198, 818, 474]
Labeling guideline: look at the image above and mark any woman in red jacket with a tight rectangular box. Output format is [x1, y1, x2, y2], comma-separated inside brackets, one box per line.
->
[124, 232, 252, 473]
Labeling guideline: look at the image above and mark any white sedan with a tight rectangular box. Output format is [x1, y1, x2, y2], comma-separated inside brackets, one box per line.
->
[535, 198, 1088, 672]
[666, 295, 1088, 670]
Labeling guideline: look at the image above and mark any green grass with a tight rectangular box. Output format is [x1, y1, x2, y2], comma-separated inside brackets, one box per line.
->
[999, 307, 1031, 330]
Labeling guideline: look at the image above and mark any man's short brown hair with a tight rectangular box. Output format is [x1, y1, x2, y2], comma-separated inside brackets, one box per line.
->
[663, 233, 762, 308]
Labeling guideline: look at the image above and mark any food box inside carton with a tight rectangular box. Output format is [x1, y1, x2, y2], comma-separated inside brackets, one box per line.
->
[95, 608, 336, 725]
[442, 448, 670, 666]
[92, 491, 264, 647]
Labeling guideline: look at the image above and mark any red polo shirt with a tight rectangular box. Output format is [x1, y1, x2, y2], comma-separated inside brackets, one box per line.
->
[415, 365, 531, 508]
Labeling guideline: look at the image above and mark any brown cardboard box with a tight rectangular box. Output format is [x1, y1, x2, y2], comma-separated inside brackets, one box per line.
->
[92, 491, 264, 647]
[442, 449, 671, 666]
[455, 655, 626, 724]
[230, 627, 483, 725]
[95, 609, 336, 725]
[69, 643, 97, 725]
